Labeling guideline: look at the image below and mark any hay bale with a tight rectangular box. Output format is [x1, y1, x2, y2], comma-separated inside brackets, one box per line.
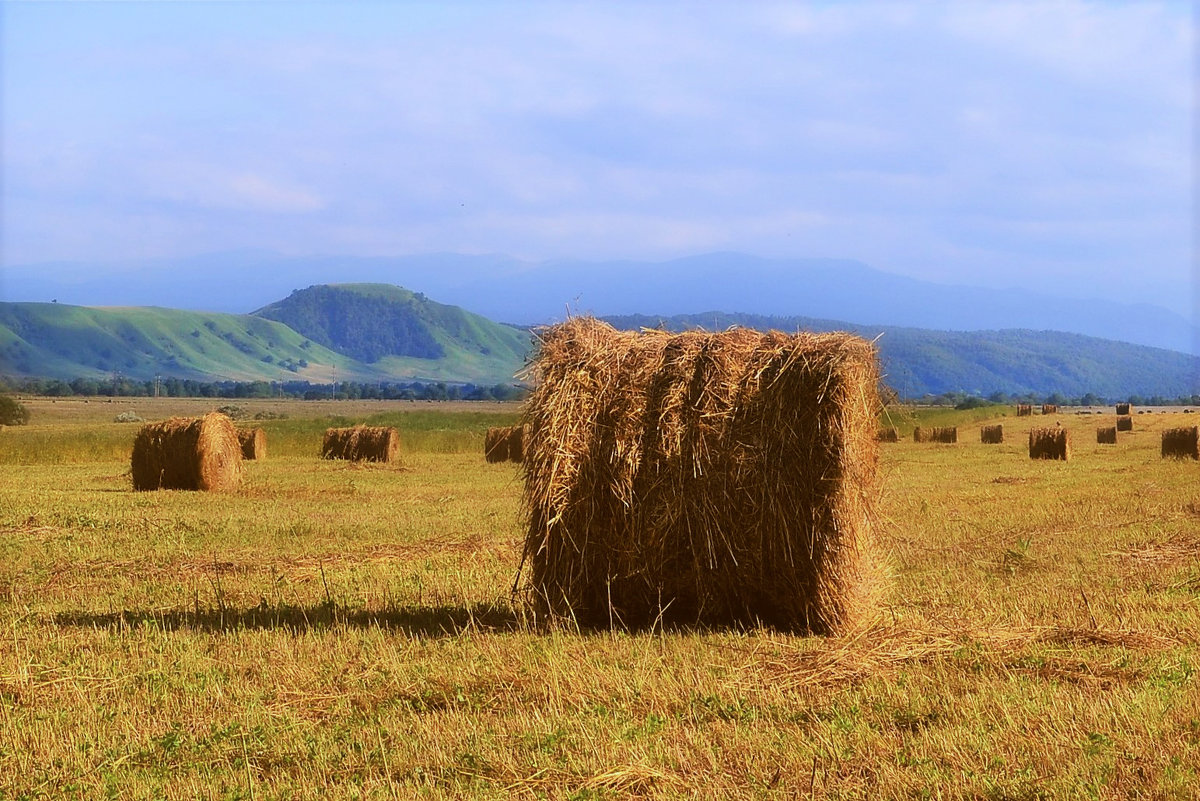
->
[931, 426, 957, 443]
[1041, 404, 1058, 415]
[506, 424, 525, 463]
[484, 426, 510, 463]
[1115, 402, 1131, 415]
[237, 427, 267, 460]
[877, 427, 899, 443]
[1096, 426, 1117, 444]
[131, 412, 243, 491]
[980, 424, 1003, 444]
[1016, 404, 1032, 417]
[1161, 427, 1200, 459]
[912, 426, 929, 443]
[1116, 415, 1133, 432]
[1029, 427, 1070, 461]
[321, 425, 400, 462]
[519, 317, 881, 634]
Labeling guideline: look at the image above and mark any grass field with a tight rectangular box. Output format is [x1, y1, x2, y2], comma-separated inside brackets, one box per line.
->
[1, 400, 1198, 799]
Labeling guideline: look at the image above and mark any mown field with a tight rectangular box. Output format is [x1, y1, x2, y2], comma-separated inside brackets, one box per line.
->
[1, 399, 1198, 799]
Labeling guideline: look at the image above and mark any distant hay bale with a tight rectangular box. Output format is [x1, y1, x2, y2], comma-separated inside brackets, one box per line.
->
[877, 427, 899, 443]
[131, 412, 243, 491]
[1115, 402, 1131, 415]
[237, 427, 267, 460]
[1161, 427, 1200, 460]
[930, 426, 957, 443]
[1016, 404, 1032, 417]
[485, 425, 525, 463]
[519, 317, 881, 635]
[913, 426, 929, 443]
[1029, 427, 1070, 461]
[321, 425, 400, 462]
[1096, 426, 1117, 444]
[980, 424, 1004, 444]
[484, 426, 510, 463]
[506, 424, 525, 463]
[1041, 404, 1058, 415]
[1116, 415, 1133, 432]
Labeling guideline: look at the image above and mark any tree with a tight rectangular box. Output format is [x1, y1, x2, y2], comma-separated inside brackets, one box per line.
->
[0, 396, 31, 425]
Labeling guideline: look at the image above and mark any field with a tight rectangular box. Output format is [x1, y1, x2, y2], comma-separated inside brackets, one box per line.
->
[1, 399, 1198, 799]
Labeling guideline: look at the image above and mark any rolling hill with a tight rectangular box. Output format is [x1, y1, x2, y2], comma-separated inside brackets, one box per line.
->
[1, 286, 1197, 398]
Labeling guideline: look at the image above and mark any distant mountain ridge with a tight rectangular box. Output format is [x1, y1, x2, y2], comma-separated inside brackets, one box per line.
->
[6, 251, 1195, 353]
[1, 284, 1197, 397]
[601, 312, 1200, 399]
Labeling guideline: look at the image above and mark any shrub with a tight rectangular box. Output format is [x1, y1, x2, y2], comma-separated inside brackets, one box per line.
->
[0, 396, 30, 426]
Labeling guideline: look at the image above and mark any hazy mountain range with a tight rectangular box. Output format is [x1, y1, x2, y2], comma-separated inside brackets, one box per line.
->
[5, 251, 1195, 354]
[1, 282, 1198, 398]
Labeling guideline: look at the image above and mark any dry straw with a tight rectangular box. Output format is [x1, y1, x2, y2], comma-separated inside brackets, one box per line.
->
[877, 427, 899, 443]
[131, 412, 243, 491]
[321, 425, 400, 462]
[1096, 426, 1117, 445]
[237, 427, 266, 460]
[980, 424, 1003, 444]
[517, 317, 882, 634]
[1016, 404, 1032, 417]
[1161, 426, 1200, 460]
[1041, 404, 1058, 415]
[1029, 427, 1070, 461]
[1117, 415, 1133, 432]
[1116, 402, 1131, 415]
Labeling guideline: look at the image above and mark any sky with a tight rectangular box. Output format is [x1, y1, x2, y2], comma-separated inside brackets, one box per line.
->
[1, 1, 1194, 315]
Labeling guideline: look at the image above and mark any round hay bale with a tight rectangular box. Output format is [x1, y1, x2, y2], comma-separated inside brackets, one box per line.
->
[1028, 427, 1070, 461]
[484, 426, 510, 463]
[237, 427, 267, 460]
[980, 424, 1003, 444]
[131, 412, 243, 491]
[506, 424, 525, 463]
[518, 317, 882, 635]
[322, 425, 400, 462]
[1096, 426, 1117, 444]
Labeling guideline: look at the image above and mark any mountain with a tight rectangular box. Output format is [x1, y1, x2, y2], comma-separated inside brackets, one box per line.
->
[602, 312, 1200, 399]
[252, 284, 531, 382]
[0, 286, 529, 385]
[1, 285, 1196, 398]
[5, 251, 1195, 353]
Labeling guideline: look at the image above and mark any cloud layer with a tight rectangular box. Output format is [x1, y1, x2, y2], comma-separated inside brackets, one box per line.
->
[1, 2, 1192, 312]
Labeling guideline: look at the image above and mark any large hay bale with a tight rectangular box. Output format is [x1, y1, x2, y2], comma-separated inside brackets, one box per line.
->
[321, 425, 400, 462]
[1116, 415, 1133, 432]
[131, 412, 243, 491]
[519, 317, 881, 634]
[1041, 404, 1058, 415]
[980, 424, 1003, 444]
[877, 427, 899, 443]
[1029, 427, 1070, 461]
[1096, 426, 1117, 444]
[237, 427, 267, 460]
[1016, 404, 1032, 417]
[484, 426, 510, 463]
[1161, 427, 1200, 460]
[1115, 402, 1131, 415]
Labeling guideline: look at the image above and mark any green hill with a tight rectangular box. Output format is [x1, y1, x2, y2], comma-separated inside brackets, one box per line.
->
[252, 284, 532, 383]
[0, 288, 529, 385]
[602, 312, 1200, 398]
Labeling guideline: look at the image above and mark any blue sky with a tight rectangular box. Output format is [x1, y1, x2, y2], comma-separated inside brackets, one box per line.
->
[1, 1, 1193, 314]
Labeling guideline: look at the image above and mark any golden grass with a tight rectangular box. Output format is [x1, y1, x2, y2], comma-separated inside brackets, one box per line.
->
[1, 402, 1198, 798]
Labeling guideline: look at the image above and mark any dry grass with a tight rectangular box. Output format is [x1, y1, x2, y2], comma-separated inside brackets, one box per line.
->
[1, 401, 1198, 798]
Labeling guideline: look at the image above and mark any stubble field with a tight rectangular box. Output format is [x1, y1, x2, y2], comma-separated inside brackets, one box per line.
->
[1, 399, 1197, 799]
